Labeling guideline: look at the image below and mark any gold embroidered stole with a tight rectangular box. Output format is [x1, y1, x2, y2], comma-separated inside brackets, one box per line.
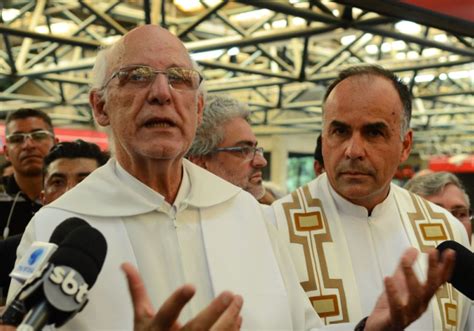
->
[275, 178, 362, 324]
[396, 189, 466, 330]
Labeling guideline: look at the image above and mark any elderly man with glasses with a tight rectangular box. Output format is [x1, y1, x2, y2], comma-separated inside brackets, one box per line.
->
[187, 95, 267, 200]
[0, 108, 57, 240]
[405, 171, 472, 242]
[8, 25, 459, 331]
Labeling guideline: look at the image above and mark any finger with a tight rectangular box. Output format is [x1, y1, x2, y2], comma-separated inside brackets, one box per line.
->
[210, 295, 244, 331]
[424, 249, 455, 300]
[384, 276, 404, 329]
[121, 262, 155, 318]
[152, 284, 196, 330]
[438, 249, 456, 284]
[183, 291, 236, 330]
[400, 252, 423, 310]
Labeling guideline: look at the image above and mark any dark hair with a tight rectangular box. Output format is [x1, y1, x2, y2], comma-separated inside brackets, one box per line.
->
[5, 108, 54, 134]
[313, 134, 324, 166]
[323, 65, 412, 137]
[43, 140, 109, 175]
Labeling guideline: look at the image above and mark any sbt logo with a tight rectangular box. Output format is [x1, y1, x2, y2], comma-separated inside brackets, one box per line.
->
[49, 266, 89, 304]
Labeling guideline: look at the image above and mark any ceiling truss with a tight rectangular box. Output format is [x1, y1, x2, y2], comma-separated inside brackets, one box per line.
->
[0, 0, 473, 155]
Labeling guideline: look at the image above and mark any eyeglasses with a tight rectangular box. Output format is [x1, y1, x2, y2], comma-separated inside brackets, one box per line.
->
[6, 130, 54, 145]
[101, 65, 203, 91]
[213, 146, 264, 161]
[449, 207, 473, 222]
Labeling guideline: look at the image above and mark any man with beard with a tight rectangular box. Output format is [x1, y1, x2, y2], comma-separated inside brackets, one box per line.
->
[271, 65, 472, 329]
[187, 95, 267, 200]
[0, 109, 57, 239]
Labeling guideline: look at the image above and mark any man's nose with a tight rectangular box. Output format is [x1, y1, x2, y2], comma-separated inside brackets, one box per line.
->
[147, 74, 172, 105]
[252, 152, 267, 168]
[344, 133, 366, 159]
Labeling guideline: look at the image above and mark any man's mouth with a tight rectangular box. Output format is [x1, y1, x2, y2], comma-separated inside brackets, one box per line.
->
[143, 118, 175, 128]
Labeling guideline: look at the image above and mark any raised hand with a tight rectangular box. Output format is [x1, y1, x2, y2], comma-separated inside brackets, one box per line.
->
[121, 262, 243, 331]
[365, 247, 455, 331]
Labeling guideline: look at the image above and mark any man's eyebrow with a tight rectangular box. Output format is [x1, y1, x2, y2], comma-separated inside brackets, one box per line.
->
[235, 140, 257, 147]
[328, 120, 349, 128]
[47, 173, 66, 180]
[77, 172, 92, 177]
[363, 122, 389, 131]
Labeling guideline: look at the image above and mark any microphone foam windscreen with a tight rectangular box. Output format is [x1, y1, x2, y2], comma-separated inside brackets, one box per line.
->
[50, 226, 107, 287]
[49, 217, 90, 245]
[437, 240, 474, 300]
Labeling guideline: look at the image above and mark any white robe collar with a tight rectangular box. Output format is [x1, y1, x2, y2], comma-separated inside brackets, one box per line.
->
[48, 158, 241, 217]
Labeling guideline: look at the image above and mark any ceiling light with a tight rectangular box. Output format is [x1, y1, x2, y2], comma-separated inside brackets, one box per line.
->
[1, 8, 19, 22]
[35, 22, 75, 35]
[232, 9, 271, 22]
[381, 42, 391, 52]
[190, 49, 225, 61]
[448, 70, 473, 79]
[272, 19, 287, 29]
[392, 40, 406, 51]
[434, 34, 448, 42]
[365, 44, 378, 54]
[292, 17, 306, 26]
[228, 47, 239, 56]
[439, 73, 447, 80]
[414, 74, 434, 83]
[395, 20, 421, 34]
[341, 35, 356, 45]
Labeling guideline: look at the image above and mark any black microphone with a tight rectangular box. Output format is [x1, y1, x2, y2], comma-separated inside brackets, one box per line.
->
[1, 223, 107, 330]
[48, 217, 89, 244]
[436, 240, 474, 300]
[18, 225, 107, 330]
[2, 218, 92, 326]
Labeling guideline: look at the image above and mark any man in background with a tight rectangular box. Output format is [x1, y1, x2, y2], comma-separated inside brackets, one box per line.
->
[0, 139, 108, 303]
[187, 95, 267, 200]
[271, 65, 471, 329]
[0, 109, 57, 239]
[405, 171, 472, 242]
[41, 139, 109, 204]
[313, 134, 325, 176]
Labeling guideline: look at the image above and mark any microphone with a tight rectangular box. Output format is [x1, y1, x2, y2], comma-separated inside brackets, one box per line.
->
[9, 218, 90, 284]
[17, 225, 107, 330]
[1, 221, 107, 330]
[436, 240, 474, 300]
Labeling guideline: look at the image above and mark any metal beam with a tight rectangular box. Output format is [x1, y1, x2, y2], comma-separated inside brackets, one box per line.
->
[0, 25, 101, 49]
[79, 0, 128, 35]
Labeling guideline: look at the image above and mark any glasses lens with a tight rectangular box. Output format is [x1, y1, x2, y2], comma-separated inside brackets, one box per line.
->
[31, 131, 51, 141]
[7, 134, 25, 144]
[116, 67, 154, 85]
[167, 68, 200, 90]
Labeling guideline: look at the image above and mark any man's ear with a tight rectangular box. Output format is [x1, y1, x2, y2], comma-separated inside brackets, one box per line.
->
[40, 189, 46, 205]
[90, 90, 110, 126]
[400, 129, 413, 163]
[3, 145, 9, 161]
[196, 92, 204, 125]
[188, 155, 208, 169]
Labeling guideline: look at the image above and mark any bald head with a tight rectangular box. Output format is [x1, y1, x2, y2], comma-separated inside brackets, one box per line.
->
[92, 25, 193, 92]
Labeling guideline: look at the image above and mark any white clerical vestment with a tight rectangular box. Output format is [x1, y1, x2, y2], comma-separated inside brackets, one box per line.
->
[271, 173, 471, 330]
[9, 159, 322, 330]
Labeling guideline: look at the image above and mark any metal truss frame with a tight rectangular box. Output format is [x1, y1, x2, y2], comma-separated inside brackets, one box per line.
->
[0, 0, 473, 155]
